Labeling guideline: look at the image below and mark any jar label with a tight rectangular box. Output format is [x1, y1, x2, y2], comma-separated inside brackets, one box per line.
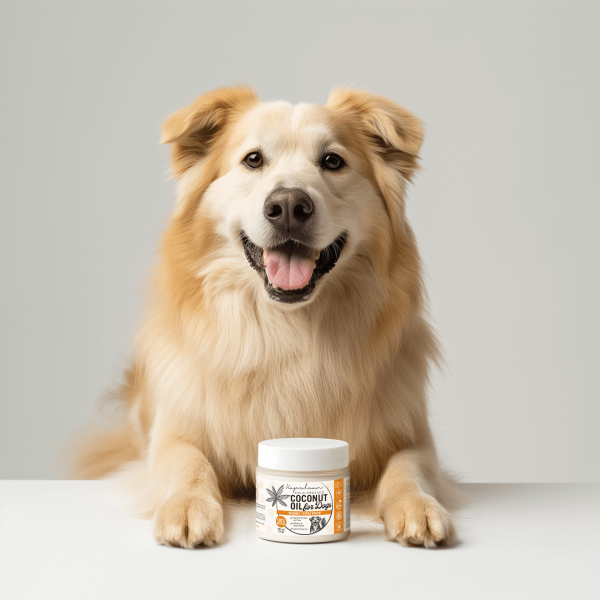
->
[256, 476, 350, 537]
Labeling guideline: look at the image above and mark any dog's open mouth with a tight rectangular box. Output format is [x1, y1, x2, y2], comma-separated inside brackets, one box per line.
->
[241, 232, 347, 303]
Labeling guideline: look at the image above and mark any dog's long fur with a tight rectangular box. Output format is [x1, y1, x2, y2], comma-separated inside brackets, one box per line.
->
[70, 86, 457, 548]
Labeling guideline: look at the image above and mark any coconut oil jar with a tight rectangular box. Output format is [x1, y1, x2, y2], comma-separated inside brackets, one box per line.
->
[256, 438, 350, 543]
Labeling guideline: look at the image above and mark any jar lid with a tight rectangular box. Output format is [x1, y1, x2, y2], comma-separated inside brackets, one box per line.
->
[258, 438, 349, 472]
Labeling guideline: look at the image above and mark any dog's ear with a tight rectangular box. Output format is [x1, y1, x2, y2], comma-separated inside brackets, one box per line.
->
[327, 87, 424, 183]
[327, 88, 424, 230]
[161, 85, 259, 177]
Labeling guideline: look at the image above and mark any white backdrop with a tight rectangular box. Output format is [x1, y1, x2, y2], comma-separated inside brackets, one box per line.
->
[1, 1, 598, 481]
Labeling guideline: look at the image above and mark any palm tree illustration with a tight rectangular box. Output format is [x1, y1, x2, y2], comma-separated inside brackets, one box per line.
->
[266, 485, 291, 518]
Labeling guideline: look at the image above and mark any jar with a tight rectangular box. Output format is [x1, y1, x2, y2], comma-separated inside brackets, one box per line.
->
[256, 438, 350, 543]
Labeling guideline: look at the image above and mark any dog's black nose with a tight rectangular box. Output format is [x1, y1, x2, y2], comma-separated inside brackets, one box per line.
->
[264, 188, 314, 234]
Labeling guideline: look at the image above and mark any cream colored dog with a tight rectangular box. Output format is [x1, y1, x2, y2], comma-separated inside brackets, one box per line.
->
[72, 86, 457, 548]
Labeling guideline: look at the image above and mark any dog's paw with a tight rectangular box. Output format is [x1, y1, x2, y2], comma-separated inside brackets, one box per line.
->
[382, 493, 455, 548]
[153, 491, 224, 549]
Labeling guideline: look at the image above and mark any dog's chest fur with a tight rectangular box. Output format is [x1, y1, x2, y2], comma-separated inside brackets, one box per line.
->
[139, 252, 429, 495]
[143, 282, 402, 492]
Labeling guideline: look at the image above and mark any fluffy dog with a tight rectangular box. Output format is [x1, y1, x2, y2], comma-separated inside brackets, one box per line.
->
[71, 85, 457, 548]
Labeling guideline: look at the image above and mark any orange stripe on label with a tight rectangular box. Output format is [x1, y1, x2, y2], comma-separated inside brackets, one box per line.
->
[334, 478, 344, 534]
[277, 510, 332, 516]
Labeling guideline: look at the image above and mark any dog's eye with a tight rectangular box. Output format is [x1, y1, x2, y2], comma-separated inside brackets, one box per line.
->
[243, 152, 263, 169]
[322, 153, 345, 171]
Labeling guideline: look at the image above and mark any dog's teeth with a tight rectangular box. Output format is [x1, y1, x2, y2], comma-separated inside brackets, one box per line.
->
[262, 249, 268, 264]
[314, 250, 320, 260]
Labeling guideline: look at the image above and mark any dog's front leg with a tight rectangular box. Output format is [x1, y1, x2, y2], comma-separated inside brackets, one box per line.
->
[149, 427, 224, 548]
[376, 447, 455, 548]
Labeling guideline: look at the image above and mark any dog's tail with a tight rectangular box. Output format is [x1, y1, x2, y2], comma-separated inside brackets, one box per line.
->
[65, 364, 145, 479]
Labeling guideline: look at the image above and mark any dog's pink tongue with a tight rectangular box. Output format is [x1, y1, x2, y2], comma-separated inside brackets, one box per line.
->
[264, 246, 314, 290]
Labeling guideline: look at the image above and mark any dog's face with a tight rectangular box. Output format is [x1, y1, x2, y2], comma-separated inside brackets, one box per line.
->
[204, 101, 375, 304]
[162, 87, 424, 308]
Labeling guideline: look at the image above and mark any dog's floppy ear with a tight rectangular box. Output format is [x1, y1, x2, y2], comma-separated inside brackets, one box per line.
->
[327, 87, 424, 183]
[161, 85, 259, 177]
[327, 88, 424, 229]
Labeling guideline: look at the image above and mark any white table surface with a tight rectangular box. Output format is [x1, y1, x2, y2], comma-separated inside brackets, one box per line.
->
[1, 481, 598, 599]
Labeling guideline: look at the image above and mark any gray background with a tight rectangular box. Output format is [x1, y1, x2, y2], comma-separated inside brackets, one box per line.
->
[1, 1, 598, 481]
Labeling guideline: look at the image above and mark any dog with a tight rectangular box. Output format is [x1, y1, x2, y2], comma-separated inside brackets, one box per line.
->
[310, 516, 327, 534]
[70, 85, 457, 549]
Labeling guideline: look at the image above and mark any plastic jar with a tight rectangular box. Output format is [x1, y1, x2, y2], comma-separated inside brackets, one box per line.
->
[256, 438, 350, 543]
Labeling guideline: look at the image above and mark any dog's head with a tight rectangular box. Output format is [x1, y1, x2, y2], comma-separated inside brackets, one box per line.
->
[161, 86, 423, 308]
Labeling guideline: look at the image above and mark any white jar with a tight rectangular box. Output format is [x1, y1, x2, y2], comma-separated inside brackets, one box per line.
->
[256, 438, 350, 543]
